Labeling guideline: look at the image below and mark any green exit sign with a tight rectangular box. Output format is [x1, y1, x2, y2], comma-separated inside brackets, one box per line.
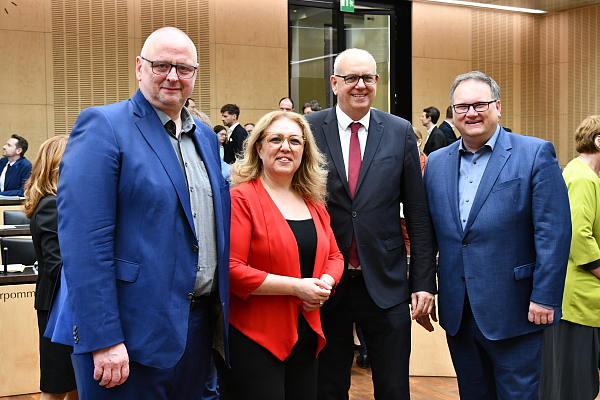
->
[341, 0, 354, 12]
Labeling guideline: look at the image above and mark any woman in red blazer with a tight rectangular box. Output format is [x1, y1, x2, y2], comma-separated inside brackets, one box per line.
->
[220, 110, 344, 400]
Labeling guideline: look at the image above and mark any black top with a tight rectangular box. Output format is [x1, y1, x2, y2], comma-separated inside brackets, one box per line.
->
[30, 195, 61, 310]
[286, 219, 317, 279]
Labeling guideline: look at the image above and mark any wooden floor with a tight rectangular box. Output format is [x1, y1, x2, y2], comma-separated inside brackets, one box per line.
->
[2, 363, 598, 400]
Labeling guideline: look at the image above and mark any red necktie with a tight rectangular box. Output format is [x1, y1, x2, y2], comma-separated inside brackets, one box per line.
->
[348, 122, 361, 269]
[348, 122, 362, 197]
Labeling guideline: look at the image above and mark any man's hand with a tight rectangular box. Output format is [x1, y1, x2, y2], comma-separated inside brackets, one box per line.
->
[528, 301, 555, 325]
[92, 342, 130, 388]
[415, 314, 437, 332]
[411, 291, 436, 319]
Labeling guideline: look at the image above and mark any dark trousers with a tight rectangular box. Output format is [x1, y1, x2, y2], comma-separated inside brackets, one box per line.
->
[218, 315, 318, 400]
[71, 304, 213, 399]
[317, 273, 412, 400]
[446, 299, 544, 400]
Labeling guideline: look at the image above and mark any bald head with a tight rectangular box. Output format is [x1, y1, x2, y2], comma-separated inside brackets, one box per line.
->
[136, 27, 198, 120]
[333, 48, 377, 75]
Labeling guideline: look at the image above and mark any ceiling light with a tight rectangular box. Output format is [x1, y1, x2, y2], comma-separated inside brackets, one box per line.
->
[422, 0, 546, 14]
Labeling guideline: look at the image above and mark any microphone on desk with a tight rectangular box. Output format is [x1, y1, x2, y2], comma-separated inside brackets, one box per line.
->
[2, 246, 7, 275]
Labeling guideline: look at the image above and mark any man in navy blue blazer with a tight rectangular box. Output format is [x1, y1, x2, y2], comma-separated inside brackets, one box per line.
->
[306, 48, 437, 400]
[423, 71, 571, 399]
[0, 134, 32, 196]
[47, 27, 230, 399]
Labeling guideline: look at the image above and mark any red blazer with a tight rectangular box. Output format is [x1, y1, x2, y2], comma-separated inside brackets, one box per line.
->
[230, 179, 344, 361]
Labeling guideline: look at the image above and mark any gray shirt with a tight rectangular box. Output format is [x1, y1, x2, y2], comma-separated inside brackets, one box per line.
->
[153, 106, 218, 296]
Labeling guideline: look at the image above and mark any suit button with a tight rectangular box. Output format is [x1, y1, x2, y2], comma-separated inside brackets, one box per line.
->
[344, 246, 349, 251]
[187, 293, 194, 300]
[74, 337, 79, 344]
[192, 245, 199, 252]
[461, 276, 465, 281]
[462, 242, 468, 247]
[351, 211, 357, 217]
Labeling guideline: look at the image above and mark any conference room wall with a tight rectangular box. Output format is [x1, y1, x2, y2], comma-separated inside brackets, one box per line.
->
[412, 1, 600, 166]
[0, 0, 288, 162]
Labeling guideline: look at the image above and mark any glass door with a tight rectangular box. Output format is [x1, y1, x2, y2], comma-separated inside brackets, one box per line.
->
[289, 2, 393, 113]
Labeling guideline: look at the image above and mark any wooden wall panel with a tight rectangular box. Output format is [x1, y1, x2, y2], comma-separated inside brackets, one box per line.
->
[51, 0, 130, 135]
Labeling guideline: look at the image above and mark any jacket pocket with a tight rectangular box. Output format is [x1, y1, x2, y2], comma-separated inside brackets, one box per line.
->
[491, 177, 521, 193]
[384, 236, 403, 251]
[115, 259, 140, 282]
[514, 262, 535, 280]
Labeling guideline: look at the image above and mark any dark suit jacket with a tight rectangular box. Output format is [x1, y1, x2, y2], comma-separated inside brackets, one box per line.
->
[306, 108, 437, 310]
[223, 124, 248, 164]
[423, 126, 447, 155]
[47, 90, 231, 369]
[439, 121, 457, 145]
[30, 195, 61, 311]
[229, 179, 344, 361]
[0, 157, 32, 196]
[424, 127, 571, 340]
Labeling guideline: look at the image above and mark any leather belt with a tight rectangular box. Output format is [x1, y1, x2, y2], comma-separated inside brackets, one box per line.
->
[190, 292, 217, 311]
[348, 262, 361, 270]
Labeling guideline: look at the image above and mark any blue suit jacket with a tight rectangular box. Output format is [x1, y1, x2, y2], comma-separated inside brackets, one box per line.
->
[424, 127, 571, 340]
[306, 108, 437, 309]
[0, 156, 32, 196]
[48, 90, 230, 369]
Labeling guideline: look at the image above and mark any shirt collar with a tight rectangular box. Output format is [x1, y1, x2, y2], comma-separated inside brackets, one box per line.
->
[152, 106, 196, 138]
[459, 124, 500, 154]
[335, 105, 371, 132]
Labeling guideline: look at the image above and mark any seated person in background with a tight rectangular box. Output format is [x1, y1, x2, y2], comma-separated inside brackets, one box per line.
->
[218, 110, 344, 399]
[0, 134, 32, 196]
[303, 100, 321, 114]
[22, 135, 78, 400]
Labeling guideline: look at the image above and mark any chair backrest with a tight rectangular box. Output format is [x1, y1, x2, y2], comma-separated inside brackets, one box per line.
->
[1, 237, 37, 266]
[3, 210, 30, 225]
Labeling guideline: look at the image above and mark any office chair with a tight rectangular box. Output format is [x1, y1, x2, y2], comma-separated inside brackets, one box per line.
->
[1, 237, 37, 266]
[3, 210, 30, 225]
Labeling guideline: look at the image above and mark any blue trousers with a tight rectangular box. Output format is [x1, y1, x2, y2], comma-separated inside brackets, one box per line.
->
[71, 304, 213, 399]
[446, 300, 544, 400]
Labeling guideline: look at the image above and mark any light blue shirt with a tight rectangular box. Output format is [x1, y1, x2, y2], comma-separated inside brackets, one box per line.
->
[458, 125, 500, 229]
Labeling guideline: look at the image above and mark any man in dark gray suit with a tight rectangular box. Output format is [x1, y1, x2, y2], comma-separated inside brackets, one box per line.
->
[305, 48, 437, 400]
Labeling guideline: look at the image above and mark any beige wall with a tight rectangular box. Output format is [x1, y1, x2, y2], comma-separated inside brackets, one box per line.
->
[412, 1, 600, 166]
[0, 0, 288, 161]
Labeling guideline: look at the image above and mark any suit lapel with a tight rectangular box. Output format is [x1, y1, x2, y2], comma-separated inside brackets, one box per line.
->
[463, 130, 512, 233]
[356, 112, 384, 195]
[131, 91, 195, 234]
[445, 145, 464, 234]
[321, 109, 352, 198]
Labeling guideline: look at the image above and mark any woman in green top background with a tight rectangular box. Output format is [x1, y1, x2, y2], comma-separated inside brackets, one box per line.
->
[540, 116, 600, 400]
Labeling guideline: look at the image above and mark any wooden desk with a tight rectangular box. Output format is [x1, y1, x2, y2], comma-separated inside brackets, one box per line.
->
[0, 225, 30, 237]
[0, 267, 37, 286]
[0, 282, 39, 396]
[0, 198, 25, 206]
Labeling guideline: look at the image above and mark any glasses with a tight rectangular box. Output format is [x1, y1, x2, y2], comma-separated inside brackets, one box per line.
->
[334, 74, 379, 85]
[140, 56, 197, 79]
[262, 133, 306, 149]
[452, 100, 497, 114]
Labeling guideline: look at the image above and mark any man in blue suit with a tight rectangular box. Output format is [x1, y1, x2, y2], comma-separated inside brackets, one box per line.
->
[423, 71, 571, 399]
[47, 27, 230, 399]
[0, 134, 32, 196]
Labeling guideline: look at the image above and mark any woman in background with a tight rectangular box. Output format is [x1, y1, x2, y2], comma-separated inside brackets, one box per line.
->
[540, 116, 600, 400]
[23, 135, 77, 400]
[213, 124, 227, 160]
[220, 110, 344, 399]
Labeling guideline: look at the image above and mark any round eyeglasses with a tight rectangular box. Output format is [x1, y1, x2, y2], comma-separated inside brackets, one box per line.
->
[262, 133, 306, 149]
